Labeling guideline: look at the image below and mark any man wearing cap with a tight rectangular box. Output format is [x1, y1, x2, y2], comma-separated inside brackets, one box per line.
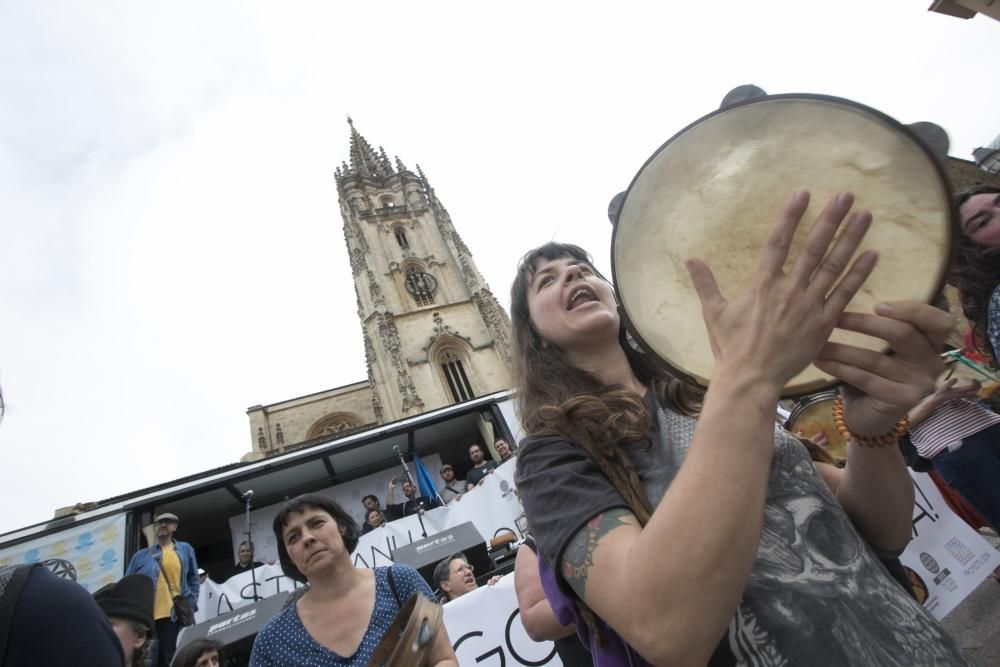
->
[124, 512, 200, 667]
[94, 574, 155, 667]
[438, 464, 465, 504]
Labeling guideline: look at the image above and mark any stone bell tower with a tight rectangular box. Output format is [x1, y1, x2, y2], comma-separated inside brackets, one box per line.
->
[334, 119, 512, 423]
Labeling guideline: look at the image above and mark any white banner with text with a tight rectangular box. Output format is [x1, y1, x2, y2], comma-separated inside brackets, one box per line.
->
[899, 471, 1000, 619]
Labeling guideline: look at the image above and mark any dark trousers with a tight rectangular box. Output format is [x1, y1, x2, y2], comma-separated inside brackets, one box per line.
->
[154, 617, 180, 667]
[933, 425, 1000, 532]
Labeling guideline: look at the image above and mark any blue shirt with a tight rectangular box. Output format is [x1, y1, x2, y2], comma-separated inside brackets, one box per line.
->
[123, 540, 200, 619]
[249, 565, 435, 667]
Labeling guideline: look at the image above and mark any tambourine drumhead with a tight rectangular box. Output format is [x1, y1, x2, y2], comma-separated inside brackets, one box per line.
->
[612, 95, 954, 396]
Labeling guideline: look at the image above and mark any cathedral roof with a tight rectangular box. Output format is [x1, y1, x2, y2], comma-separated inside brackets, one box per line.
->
[342, 117, 396, 180]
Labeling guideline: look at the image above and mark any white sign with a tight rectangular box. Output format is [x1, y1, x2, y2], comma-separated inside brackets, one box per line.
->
[444, 574, 563, 667]
[196, 460, 525, 624]
[899, 471, 1000, 619]
[0, 514, 127, 594]
[194, 563, 303, 624]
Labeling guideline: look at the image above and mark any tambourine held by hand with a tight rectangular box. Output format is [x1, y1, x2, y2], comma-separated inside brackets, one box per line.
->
[611, 94, 954, 397]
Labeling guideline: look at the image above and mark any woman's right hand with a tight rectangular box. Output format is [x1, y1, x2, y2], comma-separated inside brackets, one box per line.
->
[685, 191, 878, 392]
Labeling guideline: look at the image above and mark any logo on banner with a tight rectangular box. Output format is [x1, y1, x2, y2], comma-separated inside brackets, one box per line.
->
[208, 609, 257, 636]
[498, 480, 516, 500]
[944, 537, 976, 566]
[919, 552, 940, 574]
[415, 535, 456, 555]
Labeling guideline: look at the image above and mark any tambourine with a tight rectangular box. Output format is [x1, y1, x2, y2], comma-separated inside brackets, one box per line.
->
[367, 593, 443, 667]
[784, 391, 848, 463]
[611, 94, 955, 397]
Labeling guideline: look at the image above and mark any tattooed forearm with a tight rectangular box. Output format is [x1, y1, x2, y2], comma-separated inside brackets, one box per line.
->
[561, 508, 635, 599]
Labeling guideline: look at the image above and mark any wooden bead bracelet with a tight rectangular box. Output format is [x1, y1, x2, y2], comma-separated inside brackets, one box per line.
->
[832, 395, 909, 448]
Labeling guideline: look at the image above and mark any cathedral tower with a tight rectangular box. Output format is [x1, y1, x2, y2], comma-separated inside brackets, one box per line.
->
[334, 119, 512, 423]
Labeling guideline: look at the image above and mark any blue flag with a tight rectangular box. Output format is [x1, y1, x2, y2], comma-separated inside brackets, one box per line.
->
[412, 452, 439, 502]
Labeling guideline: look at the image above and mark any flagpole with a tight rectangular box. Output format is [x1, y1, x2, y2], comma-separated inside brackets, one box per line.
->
[392, 445, 416, 487]
[392, 446, 427, 538]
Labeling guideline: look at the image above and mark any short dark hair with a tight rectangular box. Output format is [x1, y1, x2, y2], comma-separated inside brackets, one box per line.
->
[432, 552, 468, 589]
[238, 540, 253, 549]
[273, 494, 359, 583]
[469, 443, 483, 454]
[956, 184, 1000, 208]
[362, 494, 379, 506]
[171, 639, 225, 667]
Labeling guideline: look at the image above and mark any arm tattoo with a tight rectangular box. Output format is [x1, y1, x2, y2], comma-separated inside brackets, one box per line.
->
[562, 508, 634, 599]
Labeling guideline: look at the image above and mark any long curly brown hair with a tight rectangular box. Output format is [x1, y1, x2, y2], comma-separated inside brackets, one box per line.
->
[948, 185, 1000, 364]
[510, 242, 702, 643]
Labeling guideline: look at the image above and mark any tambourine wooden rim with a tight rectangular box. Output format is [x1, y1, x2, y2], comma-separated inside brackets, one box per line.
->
[367, 592, 442, 667]
[610, 93, 956, 398]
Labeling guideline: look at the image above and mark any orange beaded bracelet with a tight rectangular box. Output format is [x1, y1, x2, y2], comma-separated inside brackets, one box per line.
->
[832, 395, 909, 448]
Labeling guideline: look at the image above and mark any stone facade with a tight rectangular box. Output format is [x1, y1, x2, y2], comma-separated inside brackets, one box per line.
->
[943, 157, 1000, 194]
[243, 121, 512, 460]
[243, 382, 375, 461]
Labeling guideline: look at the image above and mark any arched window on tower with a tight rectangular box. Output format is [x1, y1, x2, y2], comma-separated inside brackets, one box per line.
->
[394, 227, 409, 249]
[405, 267, 437, 307]
[440, 350, 475, 403]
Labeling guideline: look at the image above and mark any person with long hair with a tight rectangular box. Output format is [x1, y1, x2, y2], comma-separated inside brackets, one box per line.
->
[170, 638, 223, 667]
[948, 185, 1000, 361]
[248, 494, 457, 667]
[512, 192, 972, 665]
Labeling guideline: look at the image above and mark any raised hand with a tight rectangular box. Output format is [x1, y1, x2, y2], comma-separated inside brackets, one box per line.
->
[814, 302, 953, 436]
[685, 191, 878, 393]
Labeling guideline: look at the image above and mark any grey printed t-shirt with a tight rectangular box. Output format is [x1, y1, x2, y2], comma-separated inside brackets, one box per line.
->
[515, 391, 973, 666]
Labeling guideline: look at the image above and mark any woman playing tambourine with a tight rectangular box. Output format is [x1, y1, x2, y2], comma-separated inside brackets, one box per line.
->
[512, 192, 973, 666]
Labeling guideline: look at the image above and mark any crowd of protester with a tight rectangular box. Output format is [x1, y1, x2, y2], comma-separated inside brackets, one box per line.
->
[3, 185, 1000, 666]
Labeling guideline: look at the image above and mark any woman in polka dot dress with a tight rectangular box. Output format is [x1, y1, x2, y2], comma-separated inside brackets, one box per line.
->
[249, 494, 457, 667]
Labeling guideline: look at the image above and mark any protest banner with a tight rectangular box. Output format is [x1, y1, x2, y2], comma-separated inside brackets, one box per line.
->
[0, 513, 126, 593]
[899, 471, 1000, 619]
[443, 574, 562, 667]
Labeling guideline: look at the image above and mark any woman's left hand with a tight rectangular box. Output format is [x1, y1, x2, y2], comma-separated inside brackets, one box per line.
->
[813, 301, 953, 436]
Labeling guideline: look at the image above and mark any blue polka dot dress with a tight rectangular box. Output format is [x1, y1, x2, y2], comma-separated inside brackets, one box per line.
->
[249, 565, 436, 666]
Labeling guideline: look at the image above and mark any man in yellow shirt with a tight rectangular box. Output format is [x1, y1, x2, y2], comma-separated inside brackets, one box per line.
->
[124, 512, 200, 667]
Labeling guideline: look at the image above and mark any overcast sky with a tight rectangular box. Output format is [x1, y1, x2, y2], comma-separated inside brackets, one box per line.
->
[1, 1, 997, 535]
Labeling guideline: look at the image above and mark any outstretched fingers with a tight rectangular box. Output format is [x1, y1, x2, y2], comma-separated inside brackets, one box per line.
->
[805, 208, 873, 297]
[685, 258, 724, 314]
[836, 308, 949, 363]
[873, 301, 954, 351]
[788, 192, 858, 286]
[812, 356, 916, 407]
[822, 250, 879, 319]
[757, 191, 810, 281]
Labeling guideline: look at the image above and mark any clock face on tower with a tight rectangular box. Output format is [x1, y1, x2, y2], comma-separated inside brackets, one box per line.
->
[404, 270, 438, 298]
